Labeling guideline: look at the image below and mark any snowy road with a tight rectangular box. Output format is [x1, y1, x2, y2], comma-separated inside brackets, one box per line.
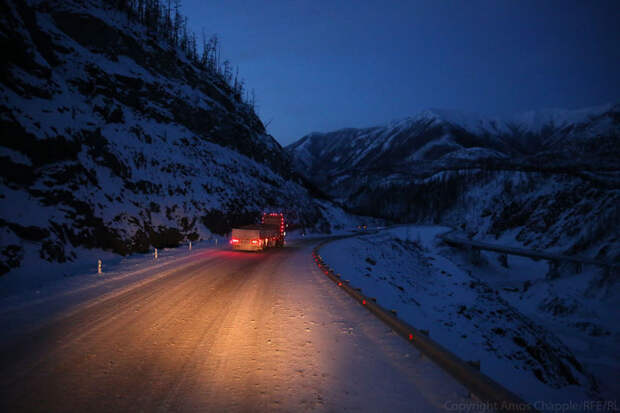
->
[0, 238, 469, 412]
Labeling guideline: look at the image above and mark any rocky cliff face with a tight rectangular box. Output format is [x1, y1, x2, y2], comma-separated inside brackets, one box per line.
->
[288, 106, 620, 261]
[0, 0, 345, 276]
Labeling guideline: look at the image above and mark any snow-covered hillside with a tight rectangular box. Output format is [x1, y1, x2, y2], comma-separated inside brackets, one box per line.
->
[287, 105, 620, 262]
[0, 0, 355, 279]
[321, 226, 618, 409]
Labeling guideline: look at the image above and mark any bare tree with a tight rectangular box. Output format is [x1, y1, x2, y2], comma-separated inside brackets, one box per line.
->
[181, 16, 189, 52]
[190, 32, 197, 62]
[200, 28, 208, 68]
[107, 0, 258, 109]
[222, 59, 232, 83]
[164, 0, 172, 41]
[173, 0, 182, 46]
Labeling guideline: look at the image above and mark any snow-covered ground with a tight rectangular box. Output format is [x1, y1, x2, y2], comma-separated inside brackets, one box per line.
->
[0, 223, 368, 340]
[0, 235, 472, 412]
[0, 238, 229, 343]
[0, 236, 229, 297]
[320, 225, 618, 410]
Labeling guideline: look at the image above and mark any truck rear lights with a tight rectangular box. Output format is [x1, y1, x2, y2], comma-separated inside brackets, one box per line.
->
[230, 238, 240, 244]
[233, 213, 285, 251]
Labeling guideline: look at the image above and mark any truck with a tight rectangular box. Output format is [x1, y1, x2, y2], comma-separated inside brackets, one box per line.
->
[229, 212, 286, 251]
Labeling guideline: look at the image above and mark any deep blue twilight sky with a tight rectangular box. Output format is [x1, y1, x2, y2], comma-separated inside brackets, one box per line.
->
[183, 0, 620, 145]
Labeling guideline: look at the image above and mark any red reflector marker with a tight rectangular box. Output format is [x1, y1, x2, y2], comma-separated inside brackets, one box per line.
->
[362, 299, 366, 305]
[409, 333, 413, 341]
[337, 282, 342, 286]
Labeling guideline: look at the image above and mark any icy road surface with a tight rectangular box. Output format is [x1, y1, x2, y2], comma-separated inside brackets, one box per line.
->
[0, 238, 468, 412]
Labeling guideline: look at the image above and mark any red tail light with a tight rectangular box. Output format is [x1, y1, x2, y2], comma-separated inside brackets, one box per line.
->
[230, 238, 240, 244]
[251, 239, 259, 245]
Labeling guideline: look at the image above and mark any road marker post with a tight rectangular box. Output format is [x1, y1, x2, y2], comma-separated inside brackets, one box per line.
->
[97, 259, 102, 274]
[189, 241, 192, 251]
[154, 248, 158, 260]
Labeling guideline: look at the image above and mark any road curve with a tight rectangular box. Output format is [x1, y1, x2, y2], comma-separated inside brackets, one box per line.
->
[0, 238, 469, 412]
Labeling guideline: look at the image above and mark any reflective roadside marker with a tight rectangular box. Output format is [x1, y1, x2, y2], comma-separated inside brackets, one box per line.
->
[154, 248, 158, 259]
[97, 259, 102, 274]
[338, 282, 342, 286]
[362, 299, 366, 305]
[409, 333, 413, 341]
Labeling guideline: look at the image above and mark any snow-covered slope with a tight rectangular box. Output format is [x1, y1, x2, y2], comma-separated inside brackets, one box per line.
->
[287, 105, 620, 261]
[321, 226, 618, 407]
[0, 0, 355, 278]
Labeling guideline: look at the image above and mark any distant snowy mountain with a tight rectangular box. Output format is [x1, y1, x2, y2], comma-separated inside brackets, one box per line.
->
[287, 104, 620, 261]
[289, 103, 618, 179]
[0, 0, 355, 277]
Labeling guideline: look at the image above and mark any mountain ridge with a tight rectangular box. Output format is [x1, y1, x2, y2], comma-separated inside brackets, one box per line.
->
[287, 103, 620, 261]
[296, 102, 618, 141]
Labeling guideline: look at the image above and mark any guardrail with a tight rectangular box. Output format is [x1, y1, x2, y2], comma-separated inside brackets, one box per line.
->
[438, 230, 617, 278]
[313, 239, 536, 413]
